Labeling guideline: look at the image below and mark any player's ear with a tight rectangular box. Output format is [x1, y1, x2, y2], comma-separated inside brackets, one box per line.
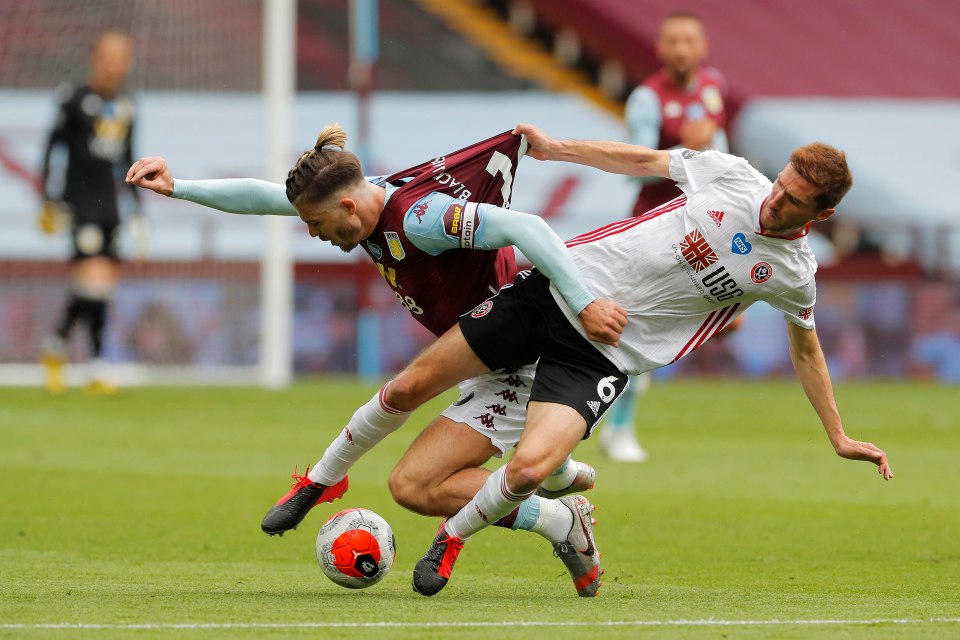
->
[814, 208, 835, 223]
[340, 197, 357, 216]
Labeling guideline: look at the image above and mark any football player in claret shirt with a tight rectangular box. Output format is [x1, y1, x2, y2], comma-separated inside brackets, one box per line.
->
[605, 12, 733, 462]
[626, 12, 729, 214]
[127, 126, 614, 596]
[39, 31, 146, 394]
[305, 123, 892, 597]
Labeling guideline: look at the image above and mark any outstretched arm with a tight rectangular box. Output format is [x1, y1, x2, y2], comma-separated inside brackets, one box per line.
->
[786, 321, 893, 480]
[513, 123, 672, 179]
[126, 156, 298, 216]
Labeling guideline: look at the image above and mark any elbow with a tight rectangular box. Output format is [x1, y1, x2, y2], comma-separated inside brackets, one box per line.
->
[506, 215, 550, 247]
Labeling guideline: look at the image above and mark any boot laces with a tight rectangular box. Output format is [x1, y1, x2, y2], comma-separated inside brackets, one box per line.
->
[288, 465, 315, 489]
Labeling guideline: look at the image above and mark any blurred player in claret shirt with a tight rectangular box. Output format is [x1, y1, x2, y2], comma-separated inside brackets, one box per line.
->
[39, 31, 147, 395]
[603, 12, 735, 461]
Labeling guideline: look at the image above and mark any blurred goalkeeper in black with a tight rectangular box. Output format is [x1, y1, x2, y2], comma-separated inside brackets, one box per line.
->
[39, 31, 146, 394]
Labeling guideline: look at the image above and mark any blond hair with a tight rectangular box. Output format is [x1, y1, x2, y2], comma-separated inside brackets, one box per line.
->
[285, 123, 364, 205]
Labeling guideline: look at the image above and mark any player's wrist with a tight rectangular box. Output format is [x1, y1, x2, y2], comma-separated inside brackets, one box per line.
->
[550, 138, 575, 162]
[575, 296, 600, 317]
[828, 427, 849, 450]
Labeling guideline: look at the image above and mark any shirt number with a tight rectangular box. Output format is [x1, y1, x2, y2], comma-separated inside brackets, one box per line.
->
[485, 151, 514, 208]
[395, 292, 424, 315]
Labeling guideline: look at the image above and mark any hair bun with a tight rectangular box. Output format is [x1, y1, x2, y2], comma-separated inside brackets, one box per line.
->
[313, 123, 347, 153]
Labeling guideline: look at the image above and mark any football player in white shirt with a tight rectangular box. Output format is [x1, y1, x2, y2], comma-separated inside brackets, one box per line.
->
[352, 124, 893, 597]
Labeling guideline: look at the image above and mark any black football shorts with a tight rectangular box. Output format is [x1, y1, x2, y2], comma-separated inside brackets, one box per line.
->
[459, 270, 629, 437]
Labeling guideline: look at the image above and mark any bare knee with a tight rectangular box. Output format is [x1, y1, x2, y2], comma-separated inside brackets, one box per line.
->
[388, 462, 433, 516]
[383, 373, 432, 412]
[505, 455, 553, 495]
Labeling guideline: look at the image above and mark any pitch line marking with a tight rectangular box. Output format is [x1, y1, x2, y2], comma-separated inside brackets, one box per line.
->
[3, 619, 960, 630]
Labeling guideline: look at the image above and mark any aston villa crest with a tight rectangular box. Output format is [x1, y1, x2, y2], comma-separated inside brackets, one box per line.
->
[384, 231, 405, 260]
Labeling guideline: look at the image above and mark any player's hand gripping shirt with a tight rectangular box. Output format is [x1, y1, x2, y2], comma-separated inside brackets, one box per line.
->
[549, 149, 818, 375]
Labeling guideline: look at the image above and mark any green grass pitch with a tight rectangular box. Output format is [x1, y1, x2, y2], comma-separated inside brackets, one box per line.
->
[1, 379, 958, 639]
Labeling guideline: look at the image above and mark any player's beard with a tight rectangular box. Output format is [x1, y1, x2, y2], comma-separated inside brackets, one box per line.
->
[335, 235, 361, 253]
[668, 64, 695, 87]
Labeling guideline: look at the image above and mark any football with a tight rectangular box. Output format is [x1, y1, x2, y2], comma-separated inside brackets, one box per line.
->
[315, 508, 396, 589]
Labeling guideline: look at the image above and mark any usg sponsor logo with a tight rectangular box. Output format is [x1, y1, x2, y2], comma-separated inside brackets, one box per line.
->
[701, 265, 744, 302]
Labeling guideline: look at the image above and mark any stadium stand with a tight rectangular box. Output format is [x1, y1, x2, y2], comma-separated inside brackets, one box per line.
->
[492, 0, 960, 102]
[0, 0, 532, 92]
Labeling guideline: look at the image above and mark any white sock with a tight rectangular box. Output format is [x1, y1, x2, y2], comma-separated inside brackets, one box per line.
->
[511, 495, 574, 544]
[308, 383, 410, 486]
[539, 455, 578, 492]
[445, 465, 534, 540]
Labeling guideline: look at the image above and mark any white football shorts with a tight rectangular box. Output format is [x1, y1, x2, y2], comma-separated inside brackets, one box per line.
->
[440, 363, 536, 456]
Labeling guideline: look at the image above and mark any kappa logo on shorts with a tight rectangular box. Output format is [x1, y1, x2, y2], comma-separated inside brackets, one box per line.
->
[471, 300, 493, 318]
[499, 374, 527, 388]
[799, 306, 814, 321]
[485, 404, 508, 416]
[384, 232, 405, 260]
[751, 261, 773, 284]
[587, 400, 601, 417]
[473, 413, 496, 430]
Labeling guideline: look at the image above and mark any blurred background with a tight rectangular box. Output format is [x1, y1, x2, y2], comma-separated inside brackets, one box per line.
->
[0, 0, 958, 386]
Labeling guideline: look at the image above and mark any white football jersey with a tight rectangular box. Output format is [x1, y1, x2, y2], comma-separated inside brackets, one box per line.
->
[550, 148, 818, 375]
